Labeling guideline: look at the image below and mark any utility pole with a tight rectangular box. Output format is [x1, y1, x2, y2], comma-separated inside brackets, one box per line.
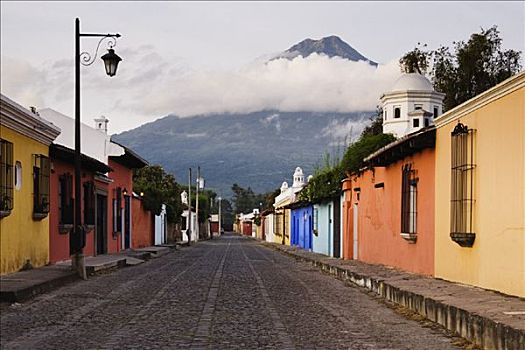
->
[188, 168, 192, 244]
[196, 166, 200, 240]
[218, 196, 222, 236]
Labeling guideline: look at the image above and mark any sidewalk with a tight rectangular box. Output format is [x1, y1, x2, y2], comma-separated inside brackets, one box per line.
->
[262, 241, 524, 350]
[0, 245, 173, 303]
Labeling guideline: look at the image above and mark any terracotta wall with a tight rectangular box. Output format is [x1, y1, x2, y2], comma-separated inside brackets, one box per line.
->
[49, 159, 96, 263]
[131, 196, 153, 248]
[107, 159, 133, 253]
[344, 148, 435, 275]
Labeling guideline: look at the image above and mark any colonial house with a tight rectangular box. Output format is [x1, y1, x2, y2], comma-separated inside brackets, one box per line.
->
[273, 167, 307, 245]
[261, 209, 274, 243]
[433, 71, 525, 297]
[0, 94, 60, 274]
[341, 73, 443, 274]
[288, 201, 313, 251]
[39, 108, 148, 261]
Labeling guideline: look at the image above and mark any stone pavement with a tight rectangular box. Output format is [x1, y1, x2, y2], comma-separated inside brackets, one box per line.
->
[262, 241, 525, 350]
[1, 234, 473, 349]
[0, 245, 171, 303]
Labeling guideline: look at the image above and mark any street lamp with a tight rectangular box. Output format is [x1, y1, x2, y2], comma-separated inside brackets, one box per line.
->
[195, 166, 205, 239]
[71, 18, 122, 279]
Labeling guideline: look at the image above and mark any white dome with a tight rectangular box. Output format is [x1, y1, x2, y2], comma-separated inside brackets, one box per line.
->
[391, 73, 433, 92]
[293, 167, 303, 176]
[281, 181, 289, 189]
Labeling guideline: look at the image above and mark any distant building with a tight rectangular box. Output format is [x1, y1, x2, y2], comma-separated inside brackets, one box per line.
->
[273, 167, 307, 245]
[381, 73, 445, 138]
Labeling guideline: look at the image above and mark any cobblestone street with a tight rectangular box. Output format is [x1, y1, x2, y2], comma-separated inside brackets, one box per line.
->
[1, 234, 463, 349]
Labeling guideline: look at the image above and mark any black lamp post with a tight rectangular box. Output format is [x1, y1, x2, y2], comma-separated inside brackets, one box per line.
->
[72, 18, 121, 279]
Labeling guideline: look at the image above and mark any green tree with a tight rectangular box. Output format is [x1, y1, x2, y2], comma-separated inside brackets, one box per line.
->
[133, 165, 182, 224]
[399, 43, 430, 74]
[340, 133, 396, 175]
[401, 26, 522, 111]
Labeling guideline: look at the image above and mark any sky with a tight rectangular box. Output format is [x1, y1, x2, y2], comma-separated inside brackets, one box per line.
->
[1, 1, 524, 134]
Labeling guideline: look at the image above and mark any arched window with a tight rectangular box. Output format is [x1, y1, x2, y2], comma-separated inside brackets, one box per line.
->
[394, 107, 401, 118]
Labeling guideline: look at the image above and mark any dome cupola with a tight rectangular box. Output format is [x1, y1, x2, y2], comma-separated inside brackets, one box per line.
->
[380, 73, 445, 138]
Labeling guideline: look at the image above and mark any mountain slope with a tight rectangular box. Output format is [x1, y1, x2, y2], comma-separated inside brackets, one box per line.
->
[113, 111, 372, 197]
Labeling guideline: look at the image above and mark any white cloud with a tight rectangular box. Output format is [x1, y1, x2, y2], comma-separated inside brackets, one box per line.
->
[1, 48, 401, 133]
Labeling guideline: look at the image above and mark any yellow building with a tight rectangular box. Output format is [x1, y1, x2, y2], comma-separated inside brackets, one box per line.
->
[434, 72, 525, 297]
[0, 94, 60, 275]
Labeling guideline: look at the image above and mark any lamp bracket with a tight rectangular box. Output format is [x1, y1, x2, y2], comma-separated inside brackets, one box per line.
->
[79, 34, 120, 67]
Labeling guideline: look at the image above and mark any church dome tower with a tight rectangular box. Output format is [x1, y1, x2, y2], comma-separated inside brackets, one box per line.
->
[292, 167, 305, 188]
[381, 73, 445, 137]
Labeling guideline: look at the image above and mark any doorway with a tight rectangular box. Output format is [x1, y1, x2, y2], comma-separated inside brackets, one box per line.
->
[333, 197, 341, 258]
[96, 193, 107, 255]
[353, 203, 358, 260]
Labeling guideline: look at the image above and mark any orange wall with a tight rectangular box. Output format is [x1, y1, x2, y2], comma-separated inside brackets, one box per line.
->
[344, 148, 435, 275]
[132, 197, 153, 248]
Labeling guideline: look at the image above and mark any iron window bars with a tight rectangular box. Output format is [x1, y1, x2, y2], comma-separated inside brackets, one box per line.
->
[83, 181, 96, 226]
[450, 122, 476, 247]
[33, 154, 50, 219]
[401, 164, 418, 242]
[59, 173, 74, 227]
[0, 139, 14, 216]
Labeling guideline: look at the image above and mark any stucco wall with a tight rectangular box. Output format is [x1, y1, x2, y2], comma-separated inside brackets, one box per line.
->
[48, 158, 97, 263]
[107, 159, 133, 253]
[313, 202, 333, 256]
[348, 148, 435, 276]
[434, 82, 525, 297]
[131, 197, 153, 248]
[0, 126, 50, 274]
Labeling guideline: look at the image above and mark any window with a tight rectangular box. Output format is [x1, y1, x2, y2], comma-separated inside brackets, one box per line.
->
[413, 118, 420, 128]
[58, 173, 73, 225]
[424, 118, 430, 127]
[401, 164, 417, 240]
[0, 139, 14, 215]
[433, 106, 439, 118]
[113, 187, 122, 234]
[33, 154, 50, 218]
[414, 104, 423, 110]
[15, 161, 22, 190]
[450, 122, 476, 247]
[384, 110, 387, 120]
[284, 210, 289, 238]
[394, 107, 401, 118]
[273, 210, 282, 236]
[84, 181, 95, 226]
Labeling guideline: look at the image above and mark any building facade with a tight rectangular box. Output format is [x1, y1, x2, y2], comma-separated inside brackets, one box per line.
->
[0, 94, 60, 274]
[434, 72, 525, 297]
[343, 128, 436, 275]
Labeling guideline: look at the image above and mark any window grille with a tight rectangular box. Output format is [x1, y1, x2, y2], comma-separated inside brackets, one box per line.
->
[450, 122, 476, 247]
[83, 181, 95, 225]
[59, 173, 74, 225]
[313, 208, 319, 235]
[401, 164, 417, 238]
[284, 209, 289, 238]
[0, 139, 14, 214]
[33, 154, 50, 217]
[113, 187, 123, 234]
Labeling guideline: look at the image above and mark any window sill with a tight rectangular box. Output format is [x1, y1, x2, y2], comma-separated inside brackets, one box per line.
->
[84, 225, 95, 233]
[0, 210, 11, 219]
[33, 212, 48, 221]
[59, 224, 73, 234]
[450, 233, 475, 247]
[401, 232, 417, 243]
